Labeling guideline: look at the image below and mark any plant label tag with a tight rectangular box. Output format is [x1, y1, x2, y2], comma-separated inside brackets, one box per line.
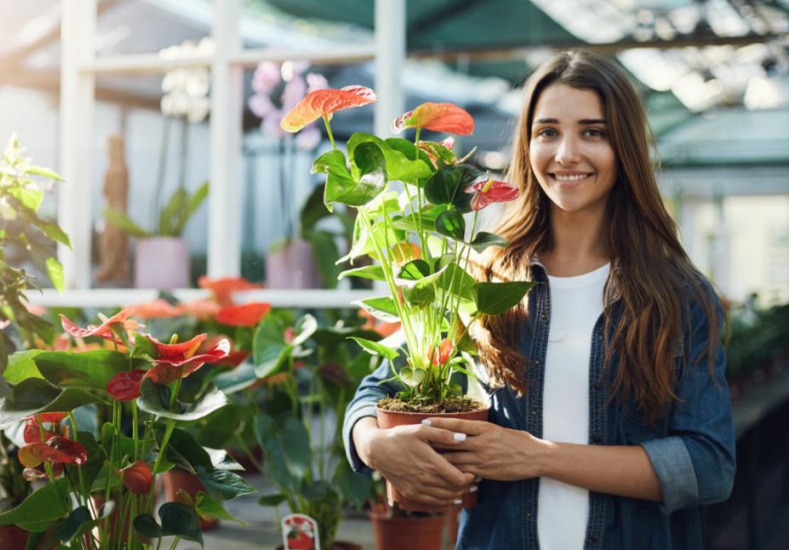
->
[282, 513, 320, 550]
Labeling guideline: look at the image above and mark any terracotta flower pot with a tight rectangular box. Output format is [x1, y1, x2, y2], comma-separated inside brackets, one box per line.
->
[369, 511, 447, 550]
[160, 468, 218, 530]
[275, 541, 362, 550]
[376, 405, 489, 513]
[0, 524, 29, 549]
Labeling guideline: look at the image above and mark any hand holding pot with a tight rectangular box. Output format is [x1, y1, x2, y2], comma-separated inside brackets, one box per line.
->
[353, 417, 475, 507]
[426, 417, 550, 481]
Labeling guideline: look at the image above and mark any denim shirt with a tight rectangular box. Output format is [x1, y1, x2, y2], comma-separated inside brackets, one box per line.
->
[343, 260, 736, 550]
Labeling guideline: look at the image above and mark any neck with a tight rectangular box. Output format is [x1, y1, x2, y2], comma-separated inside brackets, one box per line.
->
[543, 206, 611, 277]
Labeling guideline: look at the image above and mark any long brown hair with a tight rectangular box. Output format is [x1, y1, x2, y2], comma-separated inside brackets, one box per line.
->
[475, 50, 719, 422]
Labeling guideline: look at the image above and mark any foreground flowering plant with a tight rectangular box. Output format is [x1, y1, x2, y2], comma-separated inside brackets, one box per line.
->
[281, 88, 533, 409]
[0, 310, 255, 549]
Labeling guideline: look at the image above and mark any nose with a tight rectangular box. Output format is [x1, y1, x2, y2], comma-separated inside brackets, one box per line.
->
[555, 136, 581, 165]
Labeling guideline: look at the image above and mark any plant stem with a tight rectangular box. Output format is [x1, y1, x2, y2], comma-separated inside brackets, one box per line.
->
[153, 116, 173, 234]
[322, 115, 336, 150]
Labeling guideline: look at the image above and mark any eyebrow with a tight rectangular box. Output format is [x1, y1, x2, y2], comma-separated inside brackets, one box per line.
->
[534, 118, 607, 125]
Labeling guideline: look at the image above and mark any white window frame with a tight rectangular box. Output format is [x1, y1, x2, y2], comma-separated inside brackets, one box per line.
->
[45, 0, 404, 308]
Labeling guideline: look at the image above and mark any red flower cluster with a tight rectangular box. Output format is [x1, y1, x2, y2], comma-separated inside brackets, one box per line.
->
[19, 412, 87, 480]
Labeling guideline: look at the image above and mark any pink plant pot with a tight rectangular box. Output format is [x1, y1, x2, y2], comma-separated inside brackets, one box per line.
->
[265, 239, 321, 289]
[135, 237, 190, 289]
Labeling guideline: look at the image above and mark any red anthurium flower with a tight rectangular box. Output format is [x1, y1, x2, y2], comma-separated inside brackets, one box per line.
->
[392, 102, 474, 135]
[23, 412, 68, 444]
[215, 303, 271, 327]
[126, 299, 182, 319]
[431, 338, 455, 366]
[465, 178, 520, 211]
[145, 333, 207, 360]
[121, 460, 153, 495]
[60, 311, 143, 344]
[19, 436, 87, 468]
[107, 370, 146, 402]
[144, 338, 231, 385]
[280, 86, 377, 132]
[198, 276, 263, 307]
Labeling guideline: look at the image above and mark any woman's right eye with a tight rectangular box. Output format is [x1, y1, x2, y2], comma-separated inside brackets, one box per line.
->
[536, 127, 557, 138]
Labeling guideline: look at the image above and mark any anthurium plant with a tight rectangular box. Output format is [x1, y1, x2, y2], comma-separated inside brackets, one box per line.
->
[103, 181, 209, 238]
[0, 309, 255, 549]
[280, 88, 533, 411]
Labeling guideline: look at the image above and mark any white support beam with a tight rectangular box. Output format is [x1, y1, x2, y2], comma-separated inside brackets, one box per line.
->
[59, 0, 97, 289]
[207, 0, 243, 278]
[374, 0, 406, 138]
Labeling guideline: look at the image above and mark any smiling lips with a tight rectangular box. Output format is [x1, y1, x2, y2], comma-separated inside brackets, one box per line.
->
[551, 172, 592, 182]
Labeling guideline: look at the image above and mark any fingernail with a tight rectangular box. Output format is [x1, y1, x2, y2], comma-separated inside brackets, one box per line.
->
[470, 485, 478, 493]
[453, 498, 463, 505]
[453, 432, 467, 442]
[421, 419, 432, 426]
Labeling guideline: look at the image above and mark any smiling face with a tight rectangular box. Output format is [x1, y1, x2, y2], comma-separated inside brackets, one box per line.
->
[529, 84, 617, 220]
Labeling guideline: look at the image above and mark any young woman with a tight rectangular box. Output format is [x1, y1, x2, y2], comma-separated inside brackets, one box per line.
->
[343, 50, 735, 549]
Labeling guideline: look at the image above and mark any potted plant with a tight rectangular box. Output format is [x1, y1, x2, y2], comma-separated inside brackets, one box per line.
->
[280, 87, 534, 511]
[0, 308, 256, 549]
[0, 134, 70, 547]
[238, 308, 383, 550]
[104, 181, 208, 290]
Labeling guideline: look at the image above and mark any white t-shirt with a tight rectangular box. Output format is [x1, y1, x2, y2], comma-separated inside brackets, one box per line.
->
[537, 262, 610, 550]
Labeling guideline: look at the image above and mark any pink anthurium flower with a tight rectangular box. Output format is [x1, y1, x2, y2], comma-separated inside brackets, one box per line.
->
[280, 86, 377, 132]
[107, 370, 147, 402]
[121, 460, 153, 495]
[126, 299, 182, 319]
[60, 311, 143, 344]
[465, 178, 520, 211]
[215, 303, 271, 327]
[392, 102, 474, 135]
[431, 338, 455, 366]
[144, 337, 231, 385]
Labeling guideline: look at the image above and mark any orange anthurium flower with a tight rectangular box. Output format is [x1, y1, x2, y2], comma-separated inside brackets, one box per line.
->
[281, 86, 377, 132]
[392, 102, 474, 135]
[198, 276, 263, 307]
[144, 338, 231, 385]
[464, 178, 520, 211]
[145, 333, 208, 359]
[431, 338, 455, 366]
[121, 461, 153, 495]
[215, 303, 271, 327]
[177, 298, 222, 321]
[60, 311, 143, 344]
[126, 299, 182, 319]
[107, 370, 146, 402]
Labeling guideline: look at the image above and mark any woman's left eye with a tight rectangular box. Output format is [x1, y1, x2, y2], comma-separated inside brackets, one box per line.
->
[584, 128, 605, 138]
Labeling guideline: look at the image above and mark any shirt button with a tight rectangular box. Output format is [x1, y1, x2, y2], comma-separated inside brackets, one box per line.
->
[588, 533, 600, 542]
[593, 382, 603, 390]
[531, 409, 538, 416]
[526, 512, 532, 518]
[591, 434, 603, 444]
[540, 313, 547, 321]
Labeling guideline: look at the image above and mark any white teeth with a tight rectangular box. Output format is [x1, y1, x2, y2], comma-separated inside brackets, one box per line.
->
[553, 174, 588, 181]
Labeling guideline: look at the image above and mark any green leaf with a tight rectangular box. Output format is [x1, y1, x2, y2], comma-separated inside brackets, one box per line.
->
[435, 210, 466, 241]
[348, 337, 400, 362]
[252, 318, 290, 379]
[383, 138, 434, 181]
[323, 142, 387, 209]
[173, 181, 209, 236]
[159, 427, 213, 473]
[304, 230, 340, 289]
[134, 502, 203, 544]
[333, 460, 373, 508]
[290, 314, 318, 348]
[468, 232, 509, 253]
[26, 164, 64, 181]
[402, 284, 435, 305]
[434, 262, 478, 302]
[8, 187, 43, 211]
[254, 414, 311, 493]
[34, 349, 132, 389]
[424, 164, 484, 213]
[38, 221, 71, 248]
[137, 380, 229, 422]
[103, 208, 151, 238]
[353, 296, 400, 323]
[195, 493, 245, 524]
[0, 478, 71, 531]
[338, 264, 386, 282]
[213, 363, 258, 395]
[45, 257, 66, 291]
[159, 188, 189, 237]
[398, 259, 431, 281]
[4, 350, 44, 384]
[195, 467, 256, 500]
[58, 506, 92, 543]
[475, 281, 535, 315]
[400, 367, 426, 387]
[257, 494, 287, 507]
[0, 378, 107, 426]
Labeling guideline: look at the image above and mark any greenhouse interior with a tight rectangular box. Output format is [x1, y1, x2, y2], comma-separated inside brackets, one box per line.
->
[0, 0, 787, 549]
